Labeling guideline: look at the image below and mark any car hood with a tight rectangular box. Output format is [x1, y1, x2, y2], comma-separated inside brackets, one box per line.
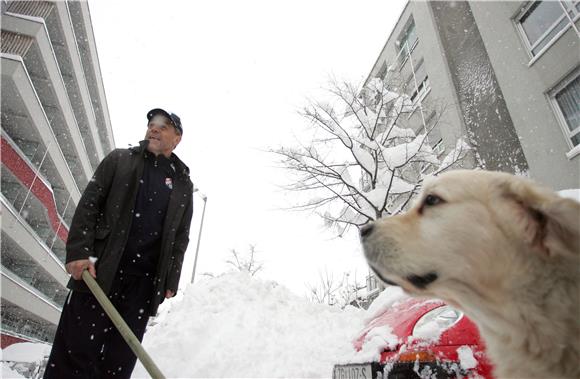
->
[354, 298, 444, 351]
[354, 297, 483, 352]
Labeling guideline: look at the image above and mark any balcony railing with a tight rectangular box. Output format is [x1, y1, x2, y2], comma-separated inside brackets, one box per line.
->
[1, 264, 67, 309]
[1, 134, 70, 245]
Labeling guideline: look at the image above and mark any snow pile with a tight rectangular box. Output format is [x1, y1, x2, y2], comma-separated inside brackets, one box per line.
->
[1, 342, 51, 378]
[2, 365, 23, 379]
[364, 285, 408, 322]
[132, 272, 366, 378]
[1, 342, 51, 363]
[2, 273, 403, 379]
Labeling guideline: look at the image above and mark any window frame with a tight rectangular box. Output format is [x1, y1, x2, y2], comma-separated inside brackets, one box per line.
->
[416, 112, 443, 175]
[547, 67, 580, 159]
[407, 75, 431, 119]
[515, 1, 580, 65]
[396, 18, 419, 69]
[410, 76, 430, 105]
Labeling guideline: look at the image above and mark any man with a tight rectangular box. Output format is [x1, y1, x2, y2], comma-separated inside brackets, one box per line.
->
[44, 108, 194, 378]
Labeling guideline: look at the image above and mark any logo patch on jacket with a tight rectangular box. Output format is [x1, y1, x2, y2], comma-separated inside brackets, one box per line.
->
[165, 177, 173, 189]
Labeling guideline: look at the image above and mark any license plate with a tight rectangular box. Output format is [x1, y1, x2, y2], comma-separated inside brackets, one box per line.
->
[333, 363, 373, 379]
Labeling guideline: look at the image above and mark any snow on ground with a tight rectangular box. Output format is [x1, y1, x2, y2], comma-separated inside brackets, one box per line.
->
[132, 271, 367, 378]
[1, 342, 51, 378]
[2, 364, 24, 379]
[1, 342, 50, 364]
[1, 272, 406, 379]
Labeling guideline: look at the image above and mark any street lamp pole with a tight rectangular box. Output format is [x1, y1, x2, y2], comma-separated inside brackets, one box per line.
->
[191, 193, 208, 284]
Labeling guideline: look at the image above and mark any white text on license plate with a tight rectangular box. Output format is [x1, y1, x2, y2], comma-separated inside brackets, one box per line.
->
[333, 364, 373, 379]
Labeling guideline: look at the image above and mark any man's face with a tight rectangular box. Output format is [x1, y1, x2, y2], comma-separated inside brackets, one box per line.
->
[145, 114, 182, 157]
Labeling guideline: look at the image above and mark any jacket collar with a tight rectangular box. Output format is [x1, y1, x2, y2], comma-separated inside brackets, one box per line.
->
[131, 140, 190, 178]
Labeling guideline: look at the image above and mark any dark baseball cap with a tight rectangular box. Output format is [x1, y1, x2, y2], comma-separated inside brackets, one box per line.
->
[146, 108, 183, 135]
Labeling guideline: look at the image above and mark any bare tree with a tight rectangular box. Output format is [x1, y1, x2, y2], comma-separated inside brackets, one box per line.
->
[306, 269, 366, 309]
[306, 269, 339, 306]
[336, 272, 367, 309]
[271, 77, 470, 236]
[226, 244, 264, 277]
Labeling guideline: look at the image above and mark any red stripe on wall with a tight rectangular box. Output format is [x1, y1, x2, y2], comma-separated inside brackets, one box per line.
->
[1, 333, 31, 349]
[1, 137, 69, 243]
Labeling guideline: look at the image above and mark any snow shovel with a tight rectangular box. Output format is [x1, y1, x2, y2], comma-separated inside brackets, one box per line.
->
[81, 270, 166, 379]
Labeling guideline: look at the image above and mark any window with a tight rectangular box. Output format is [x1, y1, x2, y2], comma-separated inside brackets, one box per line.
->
[367, 274, 379, 293]
[551, 70, 580, 150]
[427, 121, 445, 156]
[397, 19, 418, 66]
[405, 59, 430, 107]
[410, 76, 430, 105]
[517, 1, 580, 57]
[420, 135, 444, 175]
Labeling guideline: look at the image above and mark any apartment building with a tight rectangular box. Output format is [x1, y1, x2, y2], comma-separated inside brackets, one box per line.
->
[365, 0, 579, 190]
[1, 0, 114, 345]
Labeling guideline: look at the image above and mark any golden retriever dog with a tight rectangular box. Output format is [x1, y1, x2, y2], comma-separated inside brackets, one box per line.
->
[360, 170, 580, 379]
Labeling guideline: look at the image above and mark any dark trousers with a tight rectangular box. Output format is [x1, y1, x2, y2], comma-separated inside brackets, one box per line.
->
[44, 275, 155, 379]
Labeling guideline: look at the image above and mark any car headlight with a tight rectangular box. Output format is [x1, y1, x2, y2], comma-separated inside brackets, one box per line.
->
[412, 305, 463, 340]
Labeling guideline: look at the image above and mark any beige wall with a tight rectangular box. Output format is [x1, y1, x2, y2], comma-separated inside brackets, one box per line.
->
[469, 1, 579, 190]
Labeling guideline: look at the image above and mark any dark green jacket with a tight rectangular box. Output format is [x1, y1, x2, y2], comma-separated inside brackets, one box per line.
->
[66, 140, 194, 316]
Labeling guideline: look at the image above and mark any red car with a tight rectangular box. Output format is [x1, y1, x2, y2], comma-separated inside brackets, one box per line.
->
[333, 297, 494, 379]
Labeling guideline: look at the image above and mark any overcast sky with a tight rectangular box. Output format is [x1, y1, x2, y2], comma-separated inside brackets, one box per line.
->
[89, 0, 408, 296]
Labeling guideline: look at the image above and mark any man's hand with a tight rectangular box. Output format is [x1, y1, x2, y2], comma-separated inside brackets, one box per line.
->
[165, 290, 175, 299]
[65, 259, 97, 280]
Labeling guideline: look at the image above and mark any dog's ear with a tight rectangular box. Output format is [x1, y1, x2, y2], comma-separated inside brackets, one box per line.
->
[499, 177, 580, 258]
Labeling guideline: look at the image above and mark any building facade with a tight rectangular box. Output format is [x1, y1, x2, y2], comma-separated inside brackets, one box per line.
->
[1, 0, 114, 345]
[365, 0, 579, 190]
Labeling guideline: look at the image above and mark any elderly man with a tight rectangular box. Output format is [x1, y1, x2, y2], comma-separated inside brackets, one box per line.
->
[44, 108, 194, 378]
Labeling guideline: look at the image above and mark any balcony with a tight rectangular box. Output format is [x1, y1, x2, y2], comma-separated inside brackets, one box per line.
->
[2, 11, 95, 189]
[1, 54, 82, 206]
[1, 242, 67, 308]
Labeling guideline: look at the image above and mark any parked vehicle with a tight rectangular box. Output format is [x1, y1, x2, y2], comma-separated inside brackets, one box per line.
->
[333, 297, 494, 379]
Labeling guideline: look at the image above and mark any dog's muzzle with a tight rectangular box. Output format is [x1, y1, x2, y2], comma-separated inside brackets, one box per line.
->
[359, 222, 383, 263]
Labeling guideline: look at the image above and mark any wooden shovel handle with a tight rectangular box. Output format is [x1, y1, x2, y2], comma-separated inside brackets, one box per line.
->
[82, 270, 166, 379]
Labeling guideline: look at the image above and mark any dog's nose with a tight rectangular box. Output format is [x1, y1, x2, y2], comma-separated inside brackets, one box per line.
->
[360, 223, 375, 239]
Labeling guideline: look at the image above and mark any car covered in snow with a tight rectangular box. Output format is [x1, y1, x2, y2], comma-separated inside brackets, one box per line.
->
[333, 292, 494, 379]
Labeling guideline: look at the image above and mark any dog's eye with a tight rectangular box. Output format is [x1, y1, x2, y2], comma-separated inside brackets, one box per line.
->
[424, 194, 444, 207]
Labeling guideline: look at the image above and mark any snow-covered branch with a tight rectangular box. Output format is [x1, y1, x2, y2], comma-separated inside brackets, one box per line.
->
[271, 77, 470, 236]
